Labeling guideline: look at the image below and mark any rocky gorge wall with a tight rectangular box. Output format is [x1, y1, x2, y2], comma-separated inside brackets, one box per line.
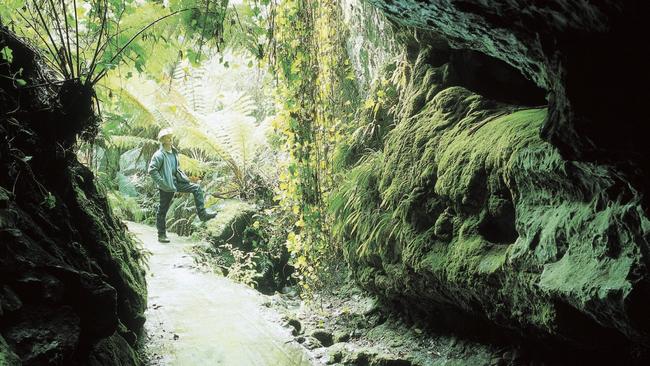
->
[0, 27, 147, 365]
[364, 0, 650, 209]
[334, 2, 650, 363]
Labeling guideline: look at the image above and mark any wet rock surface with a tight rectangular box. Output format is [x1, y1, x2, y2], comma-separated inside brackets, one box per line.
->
[0, 27, 147, 365]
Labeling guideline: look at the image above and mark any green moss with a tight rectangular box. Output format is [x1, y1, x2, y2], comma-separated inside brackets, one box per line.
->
[88, 333, 141, 366]
[539, 240, 634, 303]
[331, 40, 650, 345]
[70, 171, 147, 334]
[0, 335, 20, 366]
[336, 81, 548, 273]
[435, 108, 546, 201]
[477, 246, 509, 275]
[205, 199, 257, 248]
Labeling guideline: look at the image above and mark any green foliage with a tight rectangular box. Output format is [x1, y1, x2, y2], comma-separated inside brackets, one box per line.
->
[105, 53, 275, 197]
[107, 190, 146, 222]
[0, 46, 13, 63]
[42, 191, 57, 210]
[333, 76, 398, 170]
[107, 135, 159, 151]
[245, 207, 292, 260]
[222, 243, 261, 287]
[2, 0, 147, 85]
[0, 45, 27, 86]
[271, 0, 360, 296]
[1, 0, 258, 89]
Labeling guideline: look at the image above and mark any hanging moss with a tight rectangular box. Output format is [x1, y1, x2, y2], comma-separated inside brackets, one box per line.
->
[331, 42, 650, 358]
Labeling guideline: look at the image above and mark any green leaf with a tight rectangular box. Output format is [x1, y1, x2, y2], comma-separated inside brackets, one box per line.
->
[42, 192, 56, 209]
[0, 46, 13, 63]
[16, 79, 27, 86]
[134, 58, 145, 73]
[187, 49, 201, 65]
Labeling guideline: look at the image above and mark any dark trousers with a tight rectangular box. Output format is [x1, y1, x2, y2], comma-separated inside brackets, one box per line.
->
[156, 181, 207, 236]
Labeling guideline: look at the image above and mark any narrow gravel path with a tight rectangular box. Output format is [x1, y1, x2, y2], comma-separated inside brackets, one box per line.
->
[127, 222, 313, 366]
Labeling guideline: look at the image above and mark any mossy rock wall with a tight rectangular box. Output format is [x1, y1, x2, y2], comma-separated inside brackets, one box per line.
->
[334, 38, 649, 360]
[365, 0, 650, 210]
[1, 27, 146, 365]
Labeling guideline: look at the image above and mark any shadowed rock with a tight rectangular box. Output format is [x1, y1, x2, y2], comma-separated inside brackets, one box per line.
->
[333, 35, 649, 363]
[1, 26, 146, 365]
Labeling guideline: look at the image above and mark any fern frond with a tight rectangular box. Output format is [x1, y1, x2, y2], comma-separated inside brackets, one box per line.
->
[104, 74, 168, 134]
[178, 153, 211, 176]
[107, 135, 159, 150]
[173, 125, 235, 167]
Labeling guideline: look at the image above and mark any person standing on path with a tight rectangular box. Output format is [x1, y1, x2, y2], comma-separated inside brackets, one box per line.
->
[148, 127, 216, 243]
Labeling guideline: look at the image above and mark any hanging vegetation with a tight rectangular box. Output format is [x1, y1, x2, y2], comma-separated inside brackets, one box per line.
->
[270, 0, 359, 294]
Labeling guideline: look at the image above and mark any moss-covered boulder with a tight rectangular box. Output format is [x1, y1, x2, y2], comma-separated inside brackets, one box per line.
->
[333, 41, 649, 362]
[1, 27, 146, 365]
[205, 199, 257, 249]
[202, 200, 295, 293]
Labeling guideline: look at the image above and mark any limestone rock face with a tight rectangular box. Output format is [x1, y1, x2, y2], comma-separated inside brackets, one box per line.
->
[334, 35, 649, 362]
[1, 27, 146, 365]
[365, 0, 650, 205]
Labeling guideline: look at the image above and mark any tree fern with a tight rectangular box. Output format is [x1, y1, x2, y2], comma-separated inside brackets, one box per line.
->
[107, 135, 159, 150]
[178, 153, 211, 176]
[102, 51, 275, 197]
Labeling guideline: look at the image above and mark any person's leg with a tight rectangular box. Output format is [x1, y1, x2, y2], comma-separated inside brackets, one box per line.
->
[175, 181, 214, 221]
[156, 190, 175, 238]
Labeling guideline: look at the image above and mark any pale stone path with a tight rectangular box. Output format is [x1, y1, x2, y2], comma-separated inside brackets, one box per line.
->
[127, 222, 313, 366]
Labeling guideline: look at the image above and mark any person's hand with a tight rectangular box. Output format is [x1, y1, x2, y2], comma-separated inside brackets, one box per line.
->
[189, 175, 200, 183]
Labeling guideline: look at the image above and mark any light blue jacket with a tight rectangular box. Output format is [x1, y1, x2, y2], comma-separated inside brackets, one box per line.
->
[148, 147, 190, 192]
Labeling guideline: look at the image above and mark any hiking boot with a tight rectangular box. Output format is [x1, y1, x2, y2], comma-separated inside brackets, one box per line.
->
[199, 211, 217, 222]
[158, 235, 170, 243]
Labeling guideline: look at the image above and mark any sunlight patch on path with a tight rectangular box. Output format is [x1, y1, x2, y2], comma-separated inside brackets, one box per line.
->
[127, 222, 313, 366]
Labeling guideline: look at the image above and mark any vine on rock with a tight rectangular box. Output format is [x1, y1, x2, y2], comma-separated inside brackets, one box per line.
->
[271, 0, 358, 296]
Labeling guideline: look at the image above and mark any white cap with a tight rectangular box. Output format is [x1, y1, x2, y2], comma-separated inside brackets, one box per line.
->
[157, 127, 173, 140]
